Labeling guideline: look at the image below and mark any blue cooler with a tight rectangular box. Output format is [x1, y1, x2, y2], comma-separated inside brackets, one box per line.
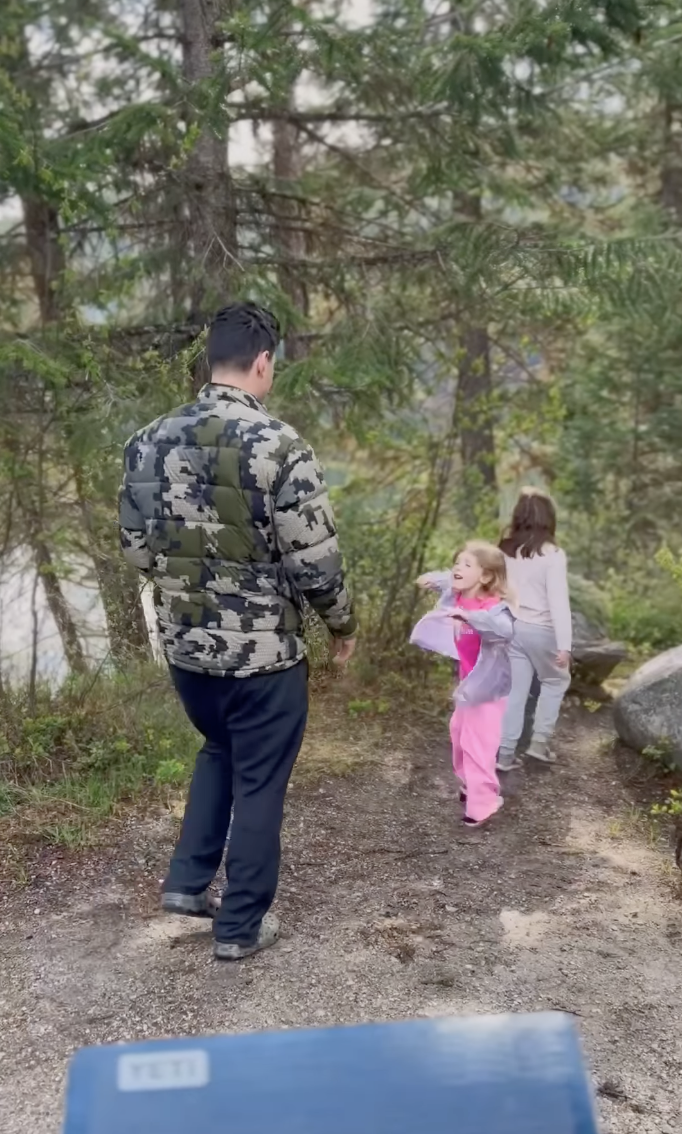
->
[63, 1011, 599, 1134]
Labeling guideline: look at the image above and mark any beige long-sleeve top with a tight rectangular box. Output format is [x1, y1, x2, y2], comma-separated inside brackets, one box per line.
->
[504, 545, 572, 652]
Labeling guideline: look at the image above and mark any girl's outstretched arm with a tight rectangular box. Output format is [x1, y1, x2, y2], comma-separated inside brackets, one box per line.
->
[416, 570, 452, 595]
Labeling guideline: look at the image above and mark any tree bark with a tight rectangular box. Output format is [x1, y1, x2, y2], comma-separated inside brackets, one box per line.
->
[22, 196, 67, 325]
[273, 112, 309, 363]
[93, 551, 151, 666]
[456, 323, 497, 497]
[21, 185, 85, 676]
[660, 101, 682, 222]
[178, 0, 237, 325]
[454, 185, 497, 520]
[32, 538, 88, 676]
[74, 469, 151, 666]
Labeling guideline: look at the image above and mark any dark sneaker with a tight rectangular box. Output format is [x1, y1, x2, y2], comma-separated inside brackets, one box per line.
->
[458, 789, 467, 804]
[463, 797, 504, 828]
[214, 913, 280, 962]
[161, 890, 221, 919]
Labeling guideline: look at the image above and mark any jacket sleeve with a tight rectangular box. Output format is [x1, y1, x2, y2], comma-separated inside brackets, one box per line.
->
[118, 438, 153, 574]
[420, 571, 453, 598]
[462, 604, 515, 643]
[274, 440, 357, 638]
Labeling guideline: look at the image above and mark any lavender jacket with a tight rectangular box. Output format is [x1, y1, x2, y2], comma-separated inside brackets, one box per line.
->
[410, 571, 515, 707]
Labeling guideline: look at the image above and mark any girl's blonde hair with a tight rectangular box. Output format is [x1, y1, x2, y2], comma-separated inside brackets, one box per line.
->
[455, 540, 511, 603]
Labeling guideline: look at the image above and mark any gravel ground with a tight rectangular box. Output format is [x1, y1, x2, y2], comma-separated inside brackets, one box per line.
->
[1, 704, 681, 1133]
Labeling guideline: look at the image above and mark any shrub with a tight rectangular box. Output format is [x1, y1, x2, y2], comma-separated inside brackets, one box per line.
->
[604, 560, 682, 652]
[0, 663, 198, 848]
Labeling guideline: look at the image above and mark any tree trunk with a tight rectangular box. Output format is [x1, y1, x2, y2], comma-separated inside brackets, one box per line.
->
[10, 16, 65, 328]
[178, 0, 237, 325]
[74, 469, 150, 666]
[273, 112, 309, 362]
[660, 101, 682, 222]
[455, 323, 498, 528]
[22, 196, 67, 325]
[32, 538, 88, 676]
[457, 324, 497, 491]
[21, 180, 85, 677]
[453, 185, 497, 522]
[94, 551, 151, 667]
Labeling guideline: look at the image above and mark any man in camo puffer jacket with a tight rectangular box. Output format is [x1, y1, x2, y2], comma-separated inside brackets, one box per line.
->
[119, 302, 356, 961]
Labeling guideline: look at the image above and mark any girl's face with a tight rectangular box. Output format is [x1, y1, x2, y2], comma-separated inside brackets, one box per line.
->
[453, 551, 489, 596]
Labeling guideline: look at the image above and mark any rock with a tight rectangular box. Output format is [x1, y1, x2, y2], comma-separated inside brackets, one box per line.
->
[568, 575, 609, 636]
[568, 577, 627, 686]
[572, 639, 628, 686]
[571, 610, 628, 687]
[614, 646, 682, 768]
[572, 611, 603, 642]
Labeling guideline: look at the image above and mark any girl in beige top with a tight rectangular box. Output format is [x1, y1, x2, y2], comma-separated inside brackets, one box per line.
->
[497, 488, 572, 769]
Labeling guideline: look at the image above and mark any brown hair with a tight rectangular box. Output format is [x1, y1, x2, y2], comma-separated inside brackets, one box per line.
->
[455, 540, 510, 601]
[499, 486, 557, 559]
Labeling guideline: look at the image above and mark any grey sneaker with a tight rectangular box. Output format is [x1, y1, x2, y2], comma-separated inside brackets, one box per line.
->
[526, 738, 557, 764]
[496, 755, 523, 771]
[161, 890, 221, 919]
[214, 913, 280, 962]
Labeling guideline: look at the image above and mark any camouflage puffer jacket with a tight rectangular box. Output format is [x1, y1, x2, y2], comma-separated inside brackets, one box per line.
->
[118, 384, 356, 677]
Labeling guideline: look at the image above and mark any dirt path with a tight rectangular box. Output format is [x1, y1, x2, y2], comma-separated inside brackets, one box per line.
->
[1, 705, 681, 1133]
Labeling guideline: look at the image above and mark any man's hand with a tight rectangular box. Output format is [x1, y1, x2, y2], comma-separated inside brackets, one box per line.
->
[331, 636, 357, 666]
[555, 650, 571, 669]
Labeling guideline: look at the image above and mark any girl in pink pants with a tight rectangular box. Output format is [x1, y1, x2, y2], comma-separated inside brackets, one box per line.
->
[412, 541, 515, 828]
[450, 699, 507, 825]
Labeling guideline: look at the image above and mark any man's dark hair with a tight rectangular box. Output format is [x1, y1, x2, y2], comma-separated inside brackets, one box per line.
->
[207, 302, 281, 372]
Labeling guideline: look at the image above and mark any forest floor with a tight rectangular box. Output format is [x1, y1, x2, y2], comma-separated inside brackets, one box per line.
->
[1, 681, 681, 1134]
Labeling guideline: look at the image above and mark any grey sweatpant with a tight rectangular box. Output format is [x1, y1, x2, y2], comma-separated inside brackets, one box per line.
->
[499, 622, 571, 759]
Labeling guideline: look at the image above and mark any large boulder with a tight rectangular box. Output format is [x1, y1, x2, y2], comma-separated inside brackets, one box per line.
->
[614, 646, 682, 768]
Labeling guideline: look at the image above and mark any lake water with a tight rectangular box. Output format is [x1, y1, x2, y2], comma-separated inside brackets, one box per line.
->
[0, 547, 161, 686]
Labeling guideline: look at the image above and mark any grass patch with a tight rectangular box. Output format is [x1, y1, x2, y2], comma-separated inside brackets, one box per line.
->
[0, 663, 198, 859]
[294, 673, 390, 783]
[604, 806, 661, 848]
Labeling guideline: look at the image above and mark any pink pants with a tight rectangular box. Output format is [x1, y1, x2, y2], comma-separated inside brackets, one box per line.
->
[450, 699, 506, 822]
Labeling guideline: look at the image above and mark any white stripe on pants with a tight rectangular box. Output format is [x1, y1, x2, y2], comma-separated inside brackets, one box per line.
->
[499, 622, 571, 757]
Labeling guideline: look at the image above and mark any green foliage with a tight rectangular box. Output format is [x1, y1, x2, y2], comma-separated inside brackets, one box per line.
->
[656, 545, 682, 588]
[641, 740, 677, 774]
[651, 788, 682, 818]
[347, 698, 390, 718]
[154, 758, 188, 787]
[0, 664, 198, 845]
[605, 562, 682, 652]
